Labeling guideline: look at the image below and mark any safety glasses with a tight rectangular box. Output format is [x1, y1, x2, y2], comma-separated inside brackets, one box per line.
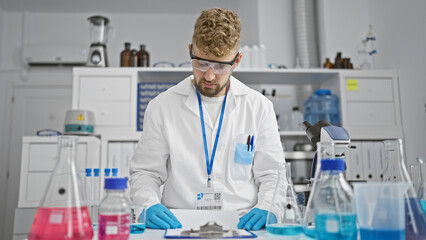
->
[190, 44, 239, 74]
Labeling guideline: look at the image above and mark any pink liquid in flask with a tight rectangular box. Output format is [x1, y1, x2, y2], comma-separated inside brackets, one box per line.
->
[28, 206, 93, 240]
[98, 214, 130, 240]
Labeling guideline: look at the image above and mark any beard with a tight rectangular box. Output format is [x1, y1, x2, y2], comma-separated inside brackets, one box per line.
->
[194, 77, 230, 97]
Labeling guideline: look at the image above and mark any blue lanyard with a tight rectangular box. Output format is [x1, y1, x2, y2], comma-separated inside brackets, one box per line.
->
[195, 86, 228, 188]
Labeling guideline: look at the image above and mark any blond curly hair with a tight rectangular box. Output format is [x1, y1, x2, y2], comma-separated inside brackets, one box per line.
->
[192, 8, 241, 57]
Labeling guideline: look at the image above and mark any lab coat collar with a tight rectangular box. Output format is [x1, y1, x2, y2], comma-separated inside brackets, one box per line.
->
[173, 75, 248, 130]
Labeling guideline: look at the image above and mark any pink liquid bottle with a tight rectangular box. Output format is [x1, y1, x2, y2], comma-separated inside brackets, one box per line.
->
[98, 178, 131, 240]
[28, 136, 94, 240]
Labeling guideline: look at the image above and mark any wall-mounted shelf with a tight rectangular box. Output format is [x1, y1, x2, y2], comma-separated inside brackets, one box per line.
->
[134, 67, 340, 85]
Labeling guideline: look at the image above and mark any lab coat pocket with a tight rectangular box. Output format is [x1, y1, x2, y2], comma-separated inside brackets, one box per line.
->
[229, 142, 254, 182]
[234, 143, 254, 165]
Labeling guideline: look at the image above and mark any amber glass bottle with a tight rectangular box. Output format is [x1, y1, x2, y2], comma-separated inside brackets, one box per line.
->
[129, 50, 137, 67]
[120, 42, 132, 67]
[137, 45, 150, 67]
[323, 58, 334, 69]
[334, 52, 342, 69]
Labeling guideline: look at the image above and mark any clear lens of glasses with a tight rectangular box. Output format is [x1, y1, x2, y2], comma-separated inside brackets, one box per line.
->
[191, 59, 232, 74]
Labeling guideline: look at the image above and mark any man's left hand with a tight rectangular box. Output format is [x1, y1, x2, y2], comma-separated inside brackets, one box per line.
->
[237, 208, 273, 231]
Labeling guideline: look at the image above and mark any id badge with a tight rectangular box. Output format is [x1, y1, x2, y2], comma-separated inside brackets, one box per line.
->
[195, 187, 223, 210]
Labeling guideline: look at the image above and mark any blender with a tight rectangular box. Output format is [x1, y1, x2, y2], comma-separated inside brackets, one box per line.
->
[86, 16, 110, 67]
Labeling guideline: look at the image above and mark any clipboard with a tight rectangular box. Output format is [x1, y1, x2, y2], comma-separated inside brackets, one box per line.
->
[163, 210, 257, 238]
[164, 221, 257, 238]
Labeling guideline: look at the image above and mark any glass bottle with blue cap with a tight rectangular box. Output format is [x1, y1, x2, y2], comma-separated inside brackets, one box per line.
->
[312, 143, 357, 240]
[98, 178, 131, 239]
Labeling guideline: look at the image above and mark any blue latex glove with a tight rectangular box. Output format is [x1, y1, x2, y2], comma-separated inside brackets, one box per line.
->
[146, 204, 182, 229]
[237, 208, 276, 231]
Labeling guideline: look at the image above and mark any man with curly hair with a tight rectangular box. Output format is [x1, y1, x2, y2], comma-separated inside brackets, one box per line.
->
[131, 7, 285, 231]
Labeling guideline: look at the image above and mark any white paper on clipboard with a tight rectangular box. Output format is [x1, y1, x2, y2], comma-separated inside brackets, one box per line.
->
[165, 209, 253, 237]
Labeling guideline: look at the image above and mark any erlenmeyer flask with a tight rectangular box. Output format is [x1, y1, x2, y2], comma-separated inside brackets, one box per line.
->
[28, 136, 93, 240]
[417, 158, 426, 215]
[382, 139, 426, 239]
[411, 165, 422, 196]
[302, 142, 334, 238]
[266, 162, 303, 236]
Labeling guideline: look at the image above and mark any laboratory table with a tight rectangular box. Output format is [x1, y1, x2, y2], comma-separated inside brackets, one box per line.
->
[14, 229, 312, 240]
[124, 229, 312, 239]
[14, 208, 312, 240]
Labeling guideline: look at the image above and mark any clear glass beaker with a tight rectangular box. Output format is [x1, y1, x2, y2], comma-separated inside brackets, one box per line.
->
[382, 139, 426, 239]
[266, 162, 303, 236]
[302, 142, 335, 238]
[28, 136, 93, 240]
[354, 183, 409, 240]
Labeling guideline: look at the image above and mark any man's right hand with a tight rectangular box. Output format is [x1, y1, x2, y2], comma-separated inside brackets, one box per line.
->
[146, 203, 182, 229]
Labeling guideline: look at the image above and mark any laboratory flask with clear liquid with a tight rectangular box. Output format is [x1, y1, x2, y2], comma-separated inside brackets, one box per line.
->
[302, 142, 333, 238]
[266, 162, 303, 236]
[302, 142, 356, 239]
[382, 139, 426, 240]
[313, 156, 357, 240]
[28, 136, 93, 240]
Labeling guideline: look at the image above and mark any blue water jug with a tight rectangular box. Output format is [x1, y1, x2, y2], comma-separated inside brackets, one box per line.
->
[304, 89, 341, 126]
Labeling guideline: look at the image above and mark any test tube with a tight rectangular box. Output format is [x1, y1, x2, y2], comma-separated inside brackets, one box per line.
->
[102, 168, 111, 216]
[124, 177, 131, 199]
[92, 168, 100, 228]
[85, 168, 93, 219]
[85, 169, 92, 203]
[125, 155, 130, 178]
[93, 168, 100, 199]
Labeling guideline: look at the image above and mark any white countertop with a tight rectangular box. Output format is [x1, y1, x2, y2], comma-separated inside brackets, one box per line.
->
[125, 229, 312, 239]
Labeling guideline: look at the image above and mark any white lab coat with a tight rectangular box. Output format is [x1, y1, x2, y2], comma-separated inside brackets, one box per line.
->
[130, 75, 285, 216]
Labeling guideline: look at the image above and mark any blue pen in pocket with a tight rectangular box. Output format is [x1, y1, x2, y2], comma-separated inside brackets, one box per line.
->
[250, 135, 254, 152]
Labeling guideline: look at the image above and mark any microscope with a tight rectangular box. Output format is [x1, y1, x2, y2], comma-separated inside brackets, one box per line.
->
[302, 120, 352, 179]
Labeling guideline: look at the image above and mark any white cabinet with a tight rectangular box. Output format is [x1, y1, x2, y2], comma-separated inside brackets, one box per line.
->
[327, 71, 403, 139]
[79, 76, 132, 101]
[18, 136, 101, 208]
[345, 141, 386, 182]
[72, 68, 138, 135]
